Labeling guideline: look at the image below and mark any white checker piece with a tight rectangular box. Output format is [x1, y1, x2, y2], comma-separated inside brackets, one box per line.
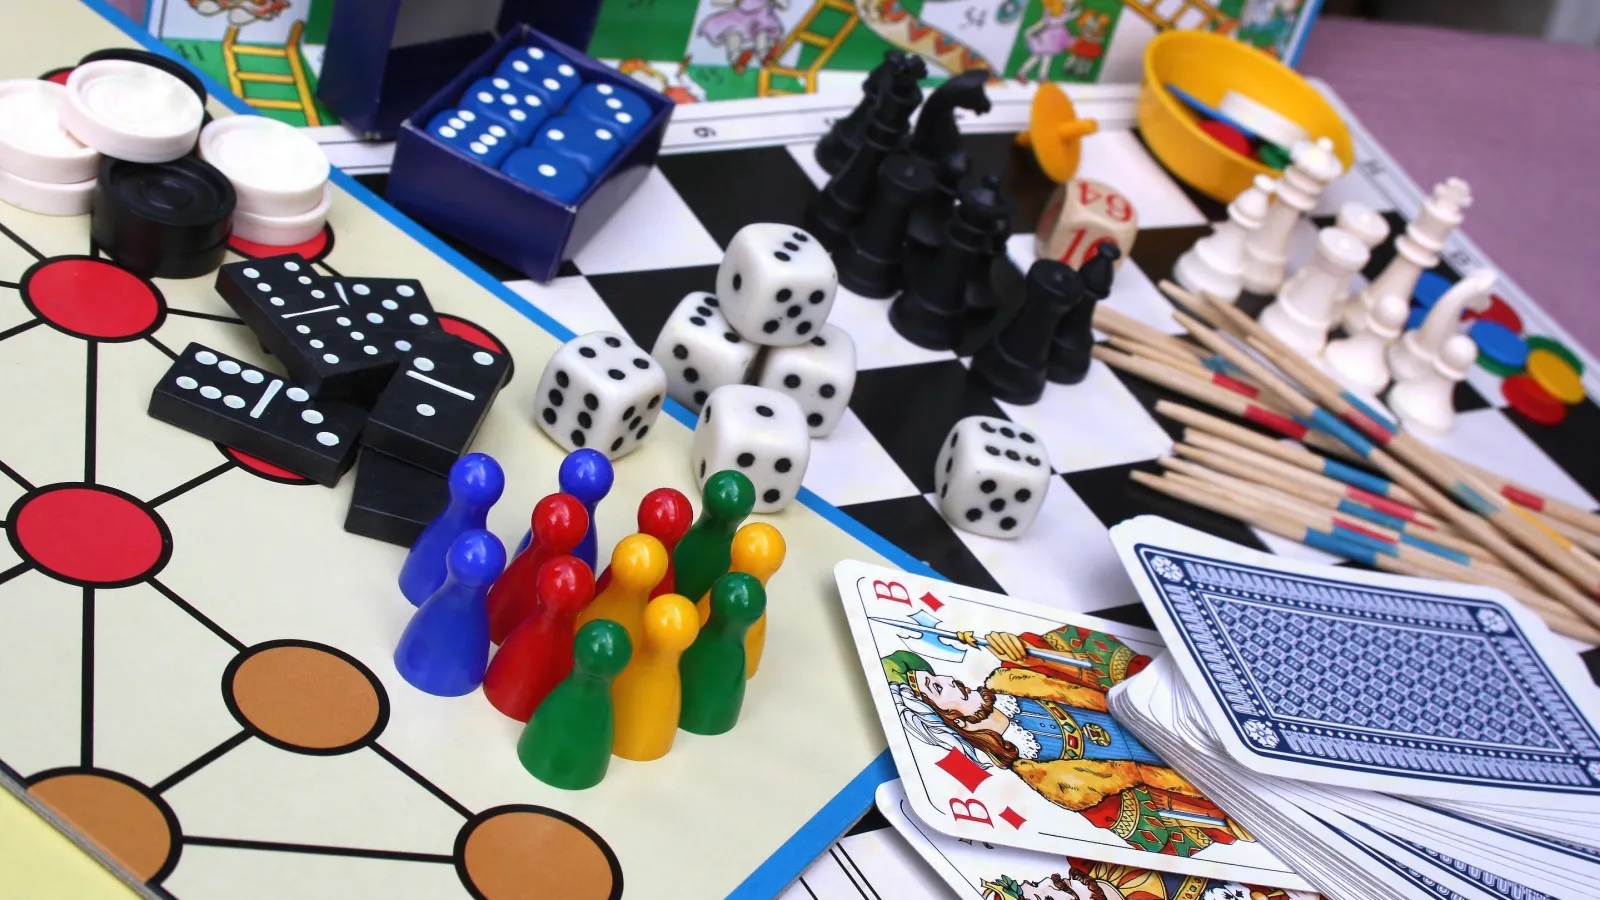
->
[199, 115, 331, 216]
[230, 183, 333, 246]
[61, 59, 204, 164]
[0, 79, 99, 183]
[0, 167, 95, 216]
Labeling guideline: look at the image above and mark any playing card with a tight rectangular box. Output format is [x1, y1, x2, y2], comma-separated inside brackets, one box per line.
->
[834, 559, 1312, 889]
[1109, 516, 1600, 810]
[877, 778, 1324, 900]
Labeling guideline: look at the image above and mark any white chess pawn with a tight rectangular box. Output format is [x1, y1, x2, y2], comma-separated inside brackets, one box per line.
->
[1329, 201, 1389, 308]
[1388, 333, 1476, 438]
[1242, 137, 1344, 295]
[1387, 269, 1495, 383]
[1258, 225, 1369, 357]
[1343, 177, 1471, 333]
[1323, 292, 1407, 396]
[1173, 175, 1274, 304]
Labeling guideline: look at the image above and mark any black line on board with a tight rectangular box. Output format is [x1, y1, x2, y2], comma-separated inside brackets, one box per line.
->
[0, 319, 40, 344]
[152, 731, 251, 794]
[317, 259, 342, 278]
[0, 458, 32, 491]
[370, 742, 473, 820]
[799, 878, 820, 900]
[0, 561, 29, 589]
[149, 462, 233, 508]
[828, 847, 874, 900]
[83, 342, 97, 484]
[0, 218, 43, 261]
[147, 578, 246, 651]
[166, 308, 245, 325]
[80, 587, 94, 768]
[0, 279, 18, 290]
[182, 835, 454, 865]
[145, 334, 179, 361]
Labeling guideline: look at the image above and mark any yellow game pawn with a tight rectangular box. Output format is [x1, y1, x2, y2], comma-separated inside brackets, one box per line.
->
[1016, 82, 1099, 183]
[575, 533, 668, 651]
[697, 523, 785, 679]
[611, 593, 699, 761]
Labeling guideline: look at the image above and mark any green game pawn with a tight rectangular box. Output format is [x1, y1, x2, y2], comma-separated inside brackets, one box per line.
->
[679, 572, 765, 736]
[673, 470, 756, 605]
[517, 619, 631, 790]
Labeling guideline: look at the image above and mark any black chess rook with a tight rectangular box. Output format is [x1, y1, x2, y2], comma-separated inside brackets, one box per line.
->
[832, 154, 935, 299]
[970, 259, 1083, 405]
[1048, 242, 1119, 384]
[888, 174, 1010, 351]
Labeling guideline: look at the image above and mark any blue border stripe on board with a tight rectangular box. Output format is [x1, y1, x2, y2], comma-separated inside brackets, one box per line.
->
[75, 1, 915, 894]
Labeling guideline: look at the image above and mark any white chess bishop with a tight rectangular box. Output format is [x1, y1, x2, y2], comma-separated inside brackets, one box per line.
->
[1343, 177, 1471, 333]
[1258, 224, 1369, 357]
[1387, 269, 1495, 383]
[1323, 292, 1408, 396]
[1241, 137, 1344, 295]
[1388, 333, 1477, 437]
[1172, 174, 1273, 304]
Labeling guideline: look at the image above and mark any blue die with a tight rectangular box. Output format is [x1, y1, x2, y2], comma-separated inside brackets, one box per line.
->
[460, 76, 550, 140]
[502, 147, 590, 205]
[532, 116, 621, 176]
[566, 83, 652, 138]
[426, 109, 514, 167]
[495, 46, 581, 109]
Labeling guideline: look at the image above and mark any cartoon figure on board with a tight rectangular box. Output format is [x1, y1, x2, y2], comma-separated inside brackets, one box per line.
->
[981, 862, 1312, 900]
[1017, 0, 1080, 82]
[186, 0, 290, 27]
[697, 0, 788, 74]
[1063, 9, 1110, 78]
[618, 57, 706, 104]
[883, 621, 1253, 858]
[1238, 0, 1305, 58]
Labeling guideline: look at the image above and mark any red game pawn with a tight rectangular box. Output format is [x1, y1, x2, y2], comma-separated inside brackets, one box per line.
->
[594, 488, 693, 599]
[483, 555, 595, 721]
[486, 493, 589, 644]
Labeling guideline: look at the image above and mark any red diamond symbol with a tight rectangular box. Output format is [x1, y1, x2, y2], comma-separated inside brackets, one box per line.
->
[999, 806, 1026, 829]
[919, 591, 944, 612]
[935, 747, 990, 793]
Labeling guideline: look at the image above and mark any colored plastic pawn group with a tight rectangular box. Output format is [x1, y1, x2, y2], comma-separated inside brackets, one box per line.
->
[392, 450, 783, 791]
[424, 43, 655, 205]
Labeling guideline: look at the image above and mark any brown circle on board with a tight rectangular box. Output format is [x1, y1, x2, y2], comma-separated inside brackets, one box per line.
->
[225, 641, 387, 754]
[457, 806, 621, 900]
[28, 770, 176, 882]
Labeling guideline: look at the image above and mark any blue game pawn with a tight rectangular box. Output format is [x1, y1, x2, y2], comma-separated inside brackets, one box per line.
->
[394, 529, 506, 696]
[400, 453, 505, 606]
[517, 449, 613, 569]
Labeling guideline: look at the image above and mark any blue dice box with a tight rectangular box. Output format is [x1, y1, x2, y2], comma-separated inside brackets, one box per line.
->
[385, 27, 672, 284]
[318, 0, 603, 140]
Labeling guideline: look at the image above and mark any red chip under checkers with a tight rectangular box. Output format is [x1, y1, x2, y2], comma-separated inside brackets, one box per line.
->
[1464, 293, 1523, 333]
[1501, 374, 1567, 426]
[1199, 119, 1253, 157]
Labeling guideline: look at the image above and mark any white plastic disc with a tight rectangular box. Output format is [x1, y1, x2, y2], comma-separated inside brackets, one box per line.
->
[0, 80, 100, 184]
[1218, 90, 1309, 149]
[230, 182, 332, 247]
[199, 115, 330, 217]
[0, 168, 94, 216]
[61, 60, 205, 164]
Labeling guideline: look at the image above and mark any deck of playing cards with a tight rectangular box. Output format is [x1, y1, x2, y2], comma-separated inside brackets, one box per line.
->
[1106, 516, 1600, 900]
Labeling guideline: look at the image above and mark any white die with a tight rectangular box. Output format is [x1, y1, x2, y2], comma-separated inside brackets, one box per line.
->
[691, 385, 810, 513]
[756, 323, 856, 437]
[716, 223, 838, 347]
[649, 292, 759, 412]
[933, 416, 1050, 539]
[534, 331, 667, 459]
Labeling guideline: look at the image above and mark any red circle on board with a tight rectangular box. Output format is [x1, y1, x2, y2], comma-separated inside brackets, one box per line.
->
[1501, 374, 1567, 426]
[1199, 119, 1252, 157]
[438, 314, 507, 354]
[228, 226, 332, 263]
[221, 447, 314, 485]
[1464, 294, 1523, 334]
[10, 486, 169, 586]
[20, 257, 164, 342]
[40, 67, 74, 86]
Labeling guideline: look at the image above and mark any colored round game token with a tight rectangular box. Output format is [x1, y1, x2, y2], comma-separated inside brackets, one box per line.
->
[1412, 270, 1452, 309]
[0, 80, 100, 184]
[0, 167, 94, 216]
[62, 60, 205, 164]
[1198, 119, 1251, 157]
[1525, 335, 1583, 375]
[91, 155, 235, 279]
[79, 47, 207, 106]
[1463, 293, 1522, 334]
[1501, 374, 1568, 426]
[1404, 304, 1428, 331]
[1218, 90, 1309, 148]
[230, 183, 332, 247]
[198, 116, 329, 217]
[1526, 348, 1585, 405]
[1469, 319, 1528, 373]
[1256, 141, 1291, 171]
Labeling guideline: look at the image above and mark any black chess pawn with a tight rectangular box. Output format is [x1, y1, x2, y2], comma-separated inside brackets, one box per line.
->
[833, 154, 936, 299]
[971, 259, 1083, 405]
[815, 51, 910, 175]
[888, 173, 1010, 351]
[907, 69, 992, 167]
[1047, 242, 1120, 384]
[906, 150, 969, 265]
[961, 209, 1014, 334]
[806, 55, 926, 250]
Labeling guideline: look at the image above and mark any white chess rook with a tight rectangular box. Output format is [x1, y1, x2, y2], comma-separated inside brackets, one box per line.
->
[1323, 292, 1408, 396]
[1258, 225, 1369, 358]
[1343, 177, 1471, 333]
[1387, 268, 1495, 383]
[1241, 137, 1344, 295]
[1388, 333, 1476, 438]
[1173, 174, 1273, 304]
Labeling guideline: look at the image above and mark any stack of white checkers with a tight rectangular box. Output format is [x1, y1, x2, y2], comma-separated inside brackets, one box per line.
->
[198, 115, 332, 246]
[0, 79, 102, 215]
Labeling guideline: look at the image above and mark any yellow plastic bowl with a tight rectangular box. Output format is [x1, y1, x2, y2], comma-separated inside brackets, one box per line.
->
[1139, 30, 1353, 203]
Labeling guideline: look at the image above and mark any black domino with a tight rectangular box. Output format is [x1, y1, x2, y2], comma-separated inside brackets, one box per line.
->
[360, 331, 512, 475]
[344, 447, 450, 546]
[149, 342, 366, 487]
[328, 276, 441, 346]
